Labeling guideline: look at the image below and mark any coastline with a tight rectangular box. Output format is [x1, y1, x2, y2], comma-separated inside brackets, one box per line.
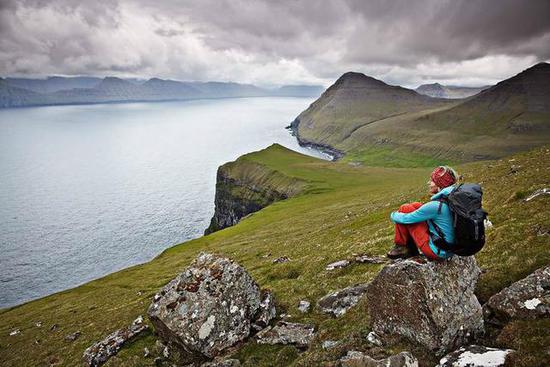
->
[286, 117, 345, 161]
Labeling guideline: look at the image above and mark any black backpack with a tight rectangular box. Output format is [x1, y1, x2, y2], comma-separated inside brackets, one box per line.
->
[430, 183, 488, 256]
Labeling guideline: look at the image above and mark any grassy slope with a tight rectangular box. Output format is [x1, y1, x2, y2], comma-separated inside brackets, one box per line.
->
[0, 144, 549, 366]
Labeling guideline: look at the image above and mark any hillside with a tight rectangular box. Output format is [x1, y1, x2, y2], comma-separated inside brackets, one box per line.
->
[292, 63, 550, 165]
[1, 144, 548, 366]
[0, 77, 325, 108]
[415, 83, 489, 99]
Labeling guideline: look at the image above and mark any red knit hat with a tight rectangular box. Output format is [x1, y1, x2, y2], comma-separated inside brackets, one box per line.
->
[431, 166, 457, 188]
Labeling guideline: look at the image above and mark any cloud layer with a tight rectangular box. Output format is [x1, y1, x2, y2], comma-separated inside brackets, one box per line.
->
[1, 0, 549, 87]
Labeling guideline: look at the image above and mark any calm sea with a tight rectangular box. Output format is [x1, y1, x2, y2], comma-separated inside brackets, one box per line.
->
[0, 97, 326, 308]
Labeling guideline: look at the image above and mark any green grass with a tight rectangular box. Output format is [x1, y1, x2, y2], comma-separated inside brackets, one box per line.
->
[0, 144, 548, 366]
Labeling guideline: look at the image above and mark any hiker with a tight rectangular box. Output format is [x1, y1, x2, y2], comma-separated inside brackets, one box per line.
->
[386, 166, 458, 261]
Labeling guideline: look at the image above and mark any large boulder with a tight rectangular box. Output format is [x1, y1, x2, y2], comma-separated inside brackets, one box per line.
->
[366, 256, 484, 354]
[483, 265, 549, 324]
[148, 253, 275, 361]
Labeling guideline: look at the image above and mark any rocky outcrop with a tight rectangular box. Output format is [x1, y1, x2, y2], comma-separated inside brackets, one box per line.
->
[205, 147, 306, 234]
[483, 265, 549, 325]
[83, 316, 148, 367]
[147, 253, 275, 361]
[366, 256, 484, 354]
[438, 345, 514, 367]
[339, 351, 418, 367]
[256, 321, 315, 348]
[317, 283, 370, 317]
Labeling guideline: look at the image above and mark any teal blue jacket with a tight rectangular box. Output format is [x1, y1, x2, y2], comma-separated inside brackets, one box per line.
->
[390, 186, 455, 258]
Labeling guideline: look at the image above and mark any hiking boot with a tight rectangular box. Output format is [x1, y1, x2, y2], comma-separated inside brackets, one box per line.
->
[386, 244, 413, 259]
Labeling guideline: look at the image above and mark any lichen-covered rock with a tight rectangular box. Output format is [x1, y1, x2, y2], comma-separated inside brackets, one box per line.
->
[252, 290, 276, 331]
[298, 300, 311, 313]
[201, 359, 241, 367]
[148, 253, 275, 361]
[317, 283, 370, 317]
[256, 321, 315, 348]
[326, 259, 351, 270]
[438, 345, 514, 367]
[366, 256, 484, 353]
[339, 351, 418, 367]
[483, 265, 549, 324]
[83, 316, 148, 367]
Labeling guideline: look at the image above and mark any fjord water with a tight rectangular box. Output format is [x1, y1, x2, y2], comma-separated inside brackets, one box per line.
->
[0, 97, 325, 308]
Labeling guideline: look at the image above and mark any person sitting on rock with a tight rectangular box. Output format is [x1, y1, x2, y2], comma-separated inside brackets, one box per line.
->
[386, 166, 458, 261]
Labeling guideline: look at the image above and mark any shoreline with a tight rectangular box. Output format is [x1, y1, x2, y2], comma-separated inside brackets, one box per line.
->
[285, 118, 345, 161]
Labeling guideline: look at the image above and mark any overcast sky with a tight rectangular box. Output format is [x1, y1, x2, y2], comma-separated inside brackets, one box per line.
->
[1, 0, 549, 87]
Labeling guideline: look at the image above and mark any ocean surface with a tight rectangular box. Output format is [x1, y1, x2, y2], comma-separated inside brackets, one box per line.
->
[0, 97, 326, 308]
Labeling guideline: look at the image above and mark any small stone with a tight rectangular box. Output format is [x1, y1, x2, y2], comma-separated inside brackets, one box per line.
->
[273, 256, 290, 264]
[322, 340, 339, 350]
[35, 321, 43, 328]
[65, 331, 81, 341]
[340, 351, 418, 367]
[201, 359, 241, 367]
[438, 345, 514, 367]
[354, 255, 386, 264]
[524, 188, 549, 202]
[9, 329, 20, 336]
[325, 260, 350, 271]
[163, 345, 170, 358]
[317, 283, 370, 317]
[144, 347, 150, 357]
[367, 331, 382, 346]
[50, 324, 59, 331]
[252, 290, 276, 330]
[484, 219, 493, 230]
[298, 300, 311, 313]
[256, 321, 315, 348]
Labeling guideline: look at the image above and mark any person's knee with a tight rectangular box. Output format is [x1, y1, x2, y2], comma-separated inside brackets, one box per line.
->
[398, 204, 410, 212]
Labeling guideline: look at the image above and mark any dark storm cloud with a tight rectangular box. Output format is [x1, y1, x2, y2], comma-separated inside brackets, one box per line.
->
[1, 0, 549, 86]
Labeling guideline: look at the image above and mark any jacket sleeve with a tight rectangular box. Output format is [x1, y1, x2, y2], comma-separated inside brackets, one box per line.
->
[390, 201, 439, 224]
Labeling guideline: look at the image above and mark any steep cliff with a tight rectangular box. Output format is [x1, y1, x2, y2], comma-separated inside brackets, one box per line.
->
[205, 144, 308, 234]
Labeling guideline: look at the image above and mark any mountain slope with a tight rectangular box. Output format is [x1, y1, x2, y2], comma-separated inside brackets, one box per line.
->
[415, 83, 489, 99]
[0, 79, 41, 107]
[0, 144, 548, 366]
[291, 72, 454, 149]
[293, 63, 550, 164]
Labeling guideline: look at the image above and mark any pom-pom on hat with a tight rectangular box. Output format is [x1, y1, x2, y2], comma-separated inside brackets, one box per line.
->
[431, 166, 457, 188]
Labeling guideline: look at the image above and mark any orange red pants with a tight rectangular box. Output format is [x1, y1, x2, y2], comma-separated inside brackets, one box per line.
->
[394, 202, 440, 260]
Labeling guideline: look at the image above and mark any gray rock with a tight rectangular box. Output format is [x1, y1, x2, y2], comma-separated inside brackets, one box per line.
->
[339, 351, 418, 367]
[524, 187, 549, 201]
[298, 300, 311, 313]
[148, 253, 274, 360]
[438, 345, 514, 367]
[366, 331, 382, 347]
[322, 340, 340, 350]
[354, 255, 386, 264]
[201, 359, 241, 367]
[83, 316, 148, 367]
[273, 256, 290, 264]
[326, 260, 351, 271]
[256, 321, 315, 348]
[483, 265, 549, 324]
[317, 283, 370, 317]
[252, 290, 277, 331]
[366, 256, 484, 353]
[65, 331, 81, 341]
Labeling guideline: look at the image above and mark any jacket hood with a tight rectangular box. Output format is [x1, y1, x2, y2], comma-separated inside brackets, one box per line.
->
[431, 185, 455, 200]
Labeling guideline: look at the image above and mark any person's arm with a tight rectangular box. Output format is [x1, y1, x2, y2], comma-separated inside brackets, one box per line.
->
[390, 201, 439, 224]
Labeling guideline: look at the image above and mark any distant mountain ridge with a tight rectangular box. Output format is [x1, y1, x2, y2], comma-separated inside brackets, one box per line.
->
[291, 62, 550, 163]
[415, 83, 490, 99]
[0, 76, 325, 108]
